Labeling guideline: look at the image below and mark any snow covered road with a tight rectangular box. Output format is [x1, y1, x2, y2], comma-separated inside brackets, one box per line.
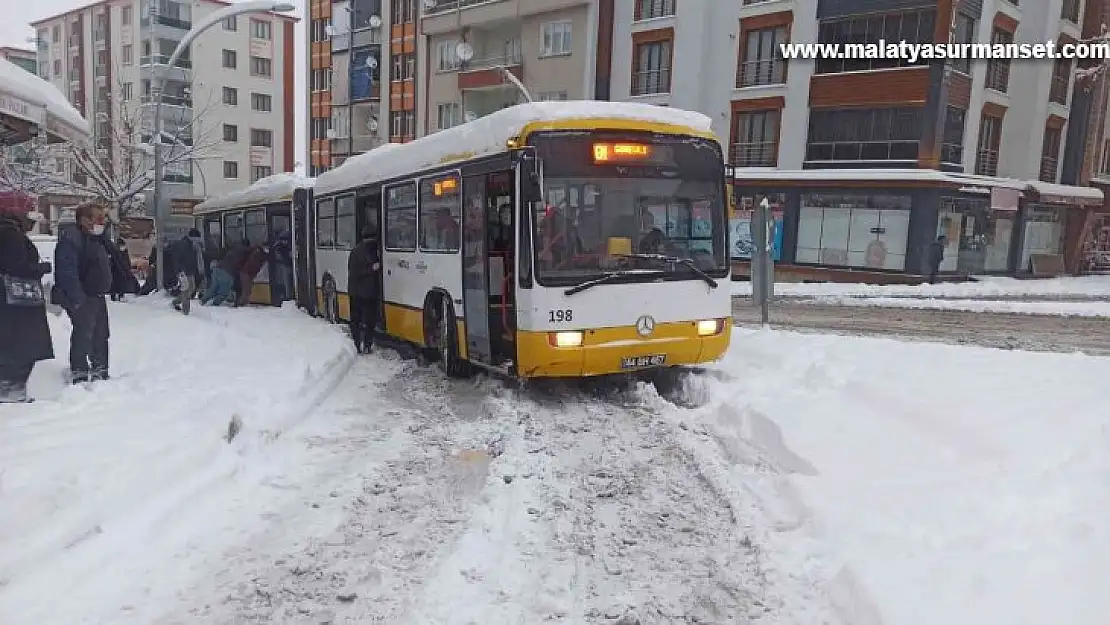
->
[2, 298, 1107, 625]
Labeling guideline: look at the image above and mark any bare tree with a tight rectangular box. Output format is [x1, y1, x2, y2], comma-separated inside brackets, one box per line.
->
[0, 137, 81, 199]
[66, 62, 225, 218]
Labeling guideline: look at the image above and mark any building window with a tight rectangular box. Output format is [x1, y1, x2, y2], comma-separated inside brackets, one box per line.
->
[52, 26, 60, 43]
[316, 198, 335, 247]
[311, 68, 331, 91]
[389, 110, 415, 138]
[540, 21, 573, 57]
[250, 19, 272, 40]
[54, 59, 61, 75]
[436, 40, 459, 71]
[1040, 125, 1062, 182]
[1050, 58, 1071, 105]
[392, 52, 415, 80]
[223, 161, 239, 178]
[391, 0, 415, 24]
[251, 165, 273, 183]
[223, 16, 237, 31]
[730, 109, 779, 167]
[1062, 0, 1081, 23]
[632, 39, 672, 95]
[122, 44, 133, 66]
[311, 19, 328, 42]
[941, 106, 966, 166]
[223, 86, 239, 105]
[985, 28, 1012, 92]
[738, 25, 787, 87]
[636, 0, 676, 20]
[223, 124, 238, 142]
[815, 9, 936, 74]
[436, 102, 461, 130]
[418, 174, 461, 252]
[796, 193, 912, 270]
[806, 107, 922, 166]
[119, 82, 132, 101]
[950, 13, 975, 75]
[251, 92, 272, 112]
[250, 56, 273, 78]
[385, 182, 418, 250]
[1101, 140, 1110, 175]
[351, 47, 380, 99]
[1021, 205, 1065, 270]
[332, 107, 350, 138]
[122, 6, 132, 25]
[222, 49, 237, 69]
[538, 91, 568, 101]
[975, 113, 1003, 176]
[311, 117, 331, 139]
[250, 129, 273, 147]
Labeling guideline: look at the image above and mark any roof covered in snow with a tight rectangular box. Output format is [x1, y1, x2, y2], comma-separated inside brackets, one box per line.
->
[194, 173, 315, 214]
[314, 101, 717, 197]
[0, 56, 90, 144]
[731, 168, 1103, 203]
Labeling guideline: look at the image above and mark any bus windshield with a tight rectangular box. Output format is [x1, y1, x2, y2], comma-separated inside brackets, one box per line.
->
[528, 132, 728, 286]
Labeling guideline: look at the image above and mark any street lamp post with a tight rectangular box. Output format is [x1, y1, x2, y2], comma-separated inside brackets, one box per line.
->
[151, 0, 295, 291]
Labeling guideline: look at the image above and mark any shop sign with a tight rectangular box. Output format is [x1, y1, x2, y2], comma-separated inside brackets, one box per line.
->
[0, 90, 46, 125]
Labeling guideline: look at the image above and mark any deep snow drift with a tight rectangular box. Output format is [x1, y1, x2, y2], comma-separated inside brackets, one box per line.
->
[2, 301, 1106, 625]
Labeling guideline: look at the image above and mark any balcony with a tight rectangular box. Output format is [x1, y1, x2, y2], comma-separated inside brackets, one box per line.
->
[140, 93, 192, 108]
[729, 142, 777, 168]
[422, 0, 581, 35]
[423, 0, 504, 16]
[458, 51, 523, 90]
[141, 14, 192, 31]
[139, 54, 191, 69]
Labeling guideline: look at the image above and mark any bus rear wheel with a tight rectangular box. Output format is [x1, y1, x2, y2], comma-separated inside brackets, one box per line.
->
[435, 296, 469, 379]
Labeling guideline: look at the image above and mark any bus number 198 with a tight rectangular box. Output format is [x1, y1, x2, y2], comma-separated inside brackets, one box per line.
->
[549, 309, 573, 323]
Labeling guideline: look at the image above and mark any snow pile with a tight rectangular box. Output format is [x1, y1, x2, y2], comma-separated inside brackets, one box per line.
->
[646, 328, 1110, 625]
[194, 171, 315, 213]
[731, 274, 1110, 299]
[0, 56, 89, 137]
[0, 298, 352, 623]
[314, 101, 716, 196]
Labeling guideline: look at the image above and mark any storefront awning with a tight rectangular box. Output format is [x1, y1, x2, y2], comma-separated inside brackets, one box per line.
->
[0, 57, 90, 146]
[1023, 181, 1104, 207]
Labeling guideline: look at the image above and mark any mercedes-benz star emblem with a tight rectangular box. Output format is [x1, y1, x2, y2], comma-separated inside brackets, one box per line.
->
[635, 315, 656, 337]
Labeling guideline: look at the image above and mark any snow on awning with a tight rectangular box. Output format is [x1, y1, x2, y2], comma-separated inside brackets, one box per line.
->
[1023, 180, 1104, 207]
[0, 57, 90, 145]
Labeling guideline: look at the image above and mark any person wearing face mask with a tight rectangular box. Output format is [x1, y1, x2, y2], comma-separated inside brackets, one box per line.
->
[53, 202, 114, 384]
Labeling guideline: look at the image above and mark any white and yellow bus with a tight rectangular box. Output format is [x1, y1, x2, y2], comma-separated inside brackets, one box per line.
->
[309, 101, 732, 380]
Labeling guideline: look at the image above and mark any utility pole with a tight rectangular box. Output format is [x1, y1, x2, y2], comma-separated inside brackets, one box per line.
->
[751, 195, 774, 326]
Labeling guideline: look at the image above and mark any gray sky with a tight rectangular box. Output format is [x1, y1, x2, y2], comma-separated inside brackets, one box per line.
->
[1, 0, 308, 174]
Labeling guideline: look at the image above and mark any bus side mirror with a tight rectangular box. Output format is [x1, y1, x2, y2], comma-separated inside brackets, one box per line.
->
[520, 154, 542, 203]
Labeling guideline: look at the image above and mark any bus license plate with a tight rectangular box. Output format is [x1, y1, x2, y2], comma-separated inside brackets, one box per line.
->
[621, 354, 666, 369]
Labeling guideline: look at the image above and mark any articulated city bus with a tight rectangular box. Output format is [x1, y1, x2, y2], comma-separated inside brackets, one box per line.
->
[310, 101, 732, 380]
[192, 173, 316, 310]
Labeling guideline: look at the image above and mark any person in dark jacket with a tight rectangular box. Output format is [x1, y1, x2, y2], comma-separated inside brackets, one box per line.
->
[220, 239, 250, 303]
[108, 239, 138, 301]
[54, 203, 114, 384]
[0, 210, 54, 403]
[236, 243, 270, 307]
[928, 235, 947, 284]
[170, 229, 204, 314]
[347, 228, 381, 354]
[271, 228, 294, 303]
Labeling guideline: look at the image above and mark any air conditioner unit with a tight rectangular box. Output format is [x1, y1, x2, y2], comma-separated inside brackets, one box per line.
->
[326, 129, 337, 139]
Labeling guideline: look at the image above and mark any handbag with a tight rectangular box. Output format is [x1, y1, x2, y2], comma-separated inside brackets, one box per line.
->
[2, 273, 46, 307]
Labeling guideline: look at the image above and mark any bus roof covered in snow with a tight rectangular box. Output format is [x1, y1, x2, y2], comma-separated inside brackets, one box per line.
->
[312, 101, 718, 197]
[194, 172, 315, 215]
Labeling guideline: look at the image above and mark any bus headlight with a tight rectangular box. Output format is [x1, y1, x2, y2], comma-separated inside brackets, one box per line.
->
[549, 331, 584, 347]
[696, 319, 724, 336]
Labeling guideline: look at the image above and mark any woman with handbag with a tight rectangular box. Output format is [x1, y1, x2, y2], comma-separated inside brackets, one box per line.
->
[0, 208, 54, 404]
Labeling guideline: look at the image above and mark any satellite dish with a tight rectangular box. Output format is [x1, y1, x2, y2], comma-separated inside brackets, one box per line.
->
[367, 117, 378, 132]
[422, 0, 436, 9]
[456, 41, 474, 62]
[367, 14, 382, 28]
[365, 55, 378, 69]
[464, 110, 477, 122]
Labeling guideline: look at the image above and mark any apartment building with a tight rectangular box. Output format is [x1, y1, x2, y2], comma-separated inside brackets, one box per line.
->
[1, 47, 38, 74]
[605, 0, 1102, 277]
[306, 0, 618, 175]
[31, 0, 296, 234]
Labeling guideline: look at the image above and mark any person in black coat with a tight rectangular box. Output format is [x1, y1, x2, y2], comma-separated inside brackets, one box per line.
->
[169, 229, 204, 314]
[108, 239, 138, 301]
[54, 203, 114, 384]
[347, 228, 381, 354]
[0, 211, 54, 403]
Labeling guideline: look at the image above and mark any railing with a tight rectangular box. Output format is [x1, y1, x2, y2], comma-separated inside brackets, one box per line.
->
[636, 0, 675, 20]
[975, 149, 999, 176]
[985, 59, 1010, 92]
[631, 69, 671, 96]
[139, 54, 192, 69]
[141, 15, 192, 30]
[423, 0, 506, 16]
[730, 142, 777, 168]
[460, 50, 523, 72]
[141, 93, 192, 107]
[940, 143, 964, 167]
[1049, 74, 1069, 105]
[1039, 156, 1058, 183]
[736, 59, 784, 88]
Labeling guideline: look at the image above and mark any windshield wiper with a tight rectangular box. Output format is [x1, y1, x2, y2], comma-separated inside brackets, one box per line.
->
[563, 269, 660, 296]
[614, 253, 719, 289]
